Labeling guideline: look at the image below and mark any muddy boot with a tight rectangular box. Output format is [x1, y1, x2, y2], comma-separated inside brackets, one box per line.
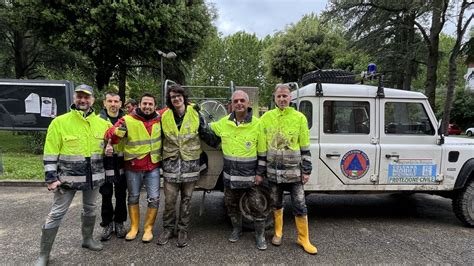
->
[255, 220, 267, 250]
[228, 215, 242, 242]
[81, 216, 103, 251]
[272, 208, 283, 246]
[157, 229, 173, 245]
[35, 227, 59, 266]
[100, 222, 114, 241]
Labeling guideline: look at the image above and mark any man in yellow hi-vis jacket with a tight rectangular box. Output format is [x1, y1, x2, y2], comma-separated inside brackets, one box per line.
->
[36, 84, 111, 266]
[105, 93, 162, 243]
[157, 84, 219, 248]
[260, 84, 317, 255]
[210, 90, 268, 250]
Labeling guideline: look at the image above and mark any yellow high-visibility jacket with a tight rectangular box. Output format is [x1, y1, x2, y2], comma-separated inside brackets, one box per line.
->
[260, 107, 312, 183]
[211, 109, 266, 189]
[43, 107, 110, 190]
[122, 115, 162, 163]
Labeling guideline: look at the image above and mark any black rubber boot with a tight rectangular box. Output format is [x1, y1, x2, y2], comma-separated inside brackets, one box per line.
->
[81, 215, 103, 251]
[255, 220, 267, 250]
[35, 227, 59, 266]
[228, 215, 242, 242]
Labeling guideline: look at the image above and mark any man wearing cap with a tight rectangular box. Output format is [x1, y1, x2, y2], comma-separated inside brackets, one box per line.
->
[210, 90, 268, 250]
[105, 93, 161, 243]
[36, 84, 111, 265]
[98, 92, 127, 241]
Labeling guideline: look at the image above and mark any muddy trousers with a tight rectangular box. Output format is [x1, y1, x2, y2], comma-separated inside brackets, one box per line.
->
[162, 181, 196, 233]
[269, 182, 307, 216]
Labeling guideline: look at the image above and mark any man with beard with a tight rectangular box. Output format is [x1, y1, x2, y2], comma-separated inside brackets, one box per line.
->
[210, 90, 268, 250]
[106, 93, 161, 243]
[157, 84, 219, 248]
[98, 92, 127, 241]
[36, 84, 111, 265]
[260, 84, 317, 255]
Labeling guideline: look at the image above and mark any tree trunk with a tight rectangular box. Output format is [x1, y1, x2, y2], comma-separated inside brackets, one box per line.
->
[441, 53, 458, 135]
[424, 0, 447, 112]
[402, 12, 416, 91]
[441, 0, 472, 134]
[118, 63, 127, 103]
[13, 30, 26, 79]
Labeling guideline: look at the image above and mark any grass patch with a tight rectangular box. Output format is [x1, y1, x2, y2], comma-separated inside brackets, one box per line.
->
[0, 131, 43, 180]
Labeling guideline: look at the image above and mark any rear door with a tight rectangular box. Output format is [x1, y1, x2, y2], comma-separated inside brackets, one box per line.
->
[378, 99, 441, 184]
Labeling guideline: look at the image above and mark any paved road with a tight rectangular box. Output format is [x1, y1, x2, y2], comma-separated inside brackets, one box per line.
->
[0, 186, 472, 264]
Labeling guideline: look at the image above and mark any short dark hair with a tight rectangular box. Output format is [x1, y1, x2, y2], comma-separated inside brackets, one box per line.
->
[104, 92, 120, 100]
[166, 84, 189, 110]
[140, 93, 156, 105]
[125, 98, 138, 106]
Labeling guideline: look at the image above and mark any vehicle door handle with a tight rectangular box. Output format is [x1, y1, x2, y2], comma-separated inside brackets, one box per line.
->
[385, 154, 400, 159]
[326, 153, 341, 158]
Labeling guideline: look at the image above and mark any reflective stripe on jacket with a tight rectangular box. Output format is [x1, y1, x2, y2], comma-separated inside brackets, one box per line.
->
[43, 107, 110, 190]
[211, 108, 266, 189]
[162, 106, 202, 182]
[260, 107, 312, 183]
[162, 106, 201, 161]
[99, 109, 125, 183]
[123, 115, 162, 163]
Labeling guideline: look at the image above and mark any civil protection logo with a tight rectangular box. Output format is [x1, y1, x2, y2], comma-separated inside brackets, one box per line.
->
[340, 150, 370, 180]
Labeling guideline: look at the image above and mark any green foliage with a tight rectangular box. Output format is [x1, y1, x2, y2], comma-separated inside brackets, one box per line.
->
[323, 0, 429, 89]
[30, 1, 215, 90]
[449, 90, 474, 129]
[187, 30, 280, 106]
[264, 13, 350, 82]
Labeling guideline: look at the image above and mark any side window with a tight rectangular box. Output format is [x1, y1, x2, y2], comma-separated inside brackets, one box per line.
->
[298, 100, 312, 129]
[323, 101, 370, 134]
[384, 102, 435, 135]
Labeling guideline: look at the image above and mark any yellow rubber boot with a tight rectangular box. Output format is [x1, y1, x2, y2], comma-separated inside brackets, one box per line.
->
[142, 207, 158, 243]
[295, 215, 317, 255]
[125, 205, 140, 241]
[272, 208, 283, 246]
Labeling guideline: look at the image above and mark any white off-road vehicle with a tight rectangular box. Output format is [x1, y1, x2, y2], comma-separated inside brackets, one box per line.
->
[167, 70, 474, 227]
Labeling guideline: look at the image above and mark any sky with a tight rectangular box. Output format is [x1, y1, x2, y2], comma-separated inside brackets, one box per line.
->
[210, 0, 328, 38]
[209, 0, 467, 38]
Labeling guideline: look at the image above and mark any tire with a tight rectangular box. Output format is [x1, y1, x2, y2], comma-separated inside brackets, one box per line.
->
[452, 179, 474, 227]
[300, 69, 357, 86]
[467, 131, 472, 137]
[239, 186, 274, 230]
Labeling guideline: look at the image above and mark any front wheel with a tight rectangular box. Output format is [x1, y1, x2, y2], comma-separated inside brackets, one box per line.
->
[452, 179, 474, 227]
[467, 131, 472, 137]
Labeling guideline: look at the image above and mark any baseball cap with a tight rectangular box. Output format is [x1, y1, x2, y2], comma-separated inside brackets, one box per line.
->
[74, 84, 94, 95]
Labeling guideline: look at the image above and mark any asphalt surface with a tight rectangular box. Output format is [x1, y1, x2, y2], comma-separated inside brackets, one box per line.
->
[0, 186, 473, 264]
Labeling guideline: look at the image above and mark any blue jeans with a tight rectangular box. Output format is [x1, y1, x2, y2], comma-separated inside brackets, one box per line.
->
[126, 168, 160, 208]
[43, 187, 99, 229]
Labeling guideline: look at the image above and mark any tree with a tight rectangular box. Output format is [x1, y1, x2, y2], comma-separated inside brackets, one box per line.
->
[264, 13, 353, 83]
[30, 1, 214, 100]
[188, 31, 279, 106]
[414, 0, 449, 109]
[441, 0, 473, 134]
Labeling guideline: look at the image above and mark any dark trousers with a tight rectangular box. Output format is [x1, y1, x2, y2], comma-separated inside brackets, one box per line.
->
[162, 180, 196, 233]
[99, 175, 127, 226]
[269, 182, 307, 216]
[224, 187, 266, 221]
